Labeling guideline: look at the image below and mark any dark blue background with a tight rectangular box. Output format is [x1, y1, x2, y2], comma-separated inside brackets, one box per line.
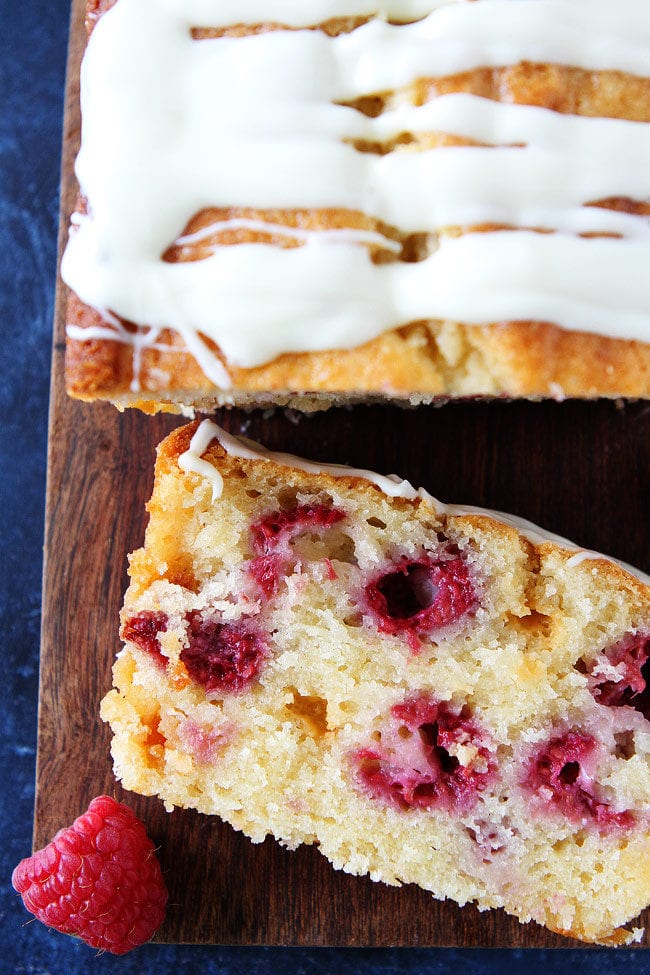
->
[2, 1, 650, 971]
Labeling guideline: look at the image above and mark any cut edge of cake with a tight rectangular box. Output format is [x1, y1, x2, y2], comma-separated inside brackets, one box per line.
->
[101, 421, 650, 945]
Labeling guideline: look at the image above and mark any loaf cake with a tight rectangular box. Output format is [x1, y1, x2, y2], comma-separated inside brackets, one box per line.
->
[101, 419, 650, 944]
[63, 0, 650, 411]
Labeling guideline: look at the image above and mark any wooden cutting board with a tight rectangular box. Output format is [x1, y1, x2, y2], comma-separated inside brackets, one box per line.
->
[35, 0, 650, 947]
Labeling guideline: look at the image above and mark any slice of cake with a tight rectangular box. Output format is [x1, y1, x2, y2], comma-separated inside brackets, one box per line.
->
[101, 419, 650, 944]
[63, 0, 650, 411]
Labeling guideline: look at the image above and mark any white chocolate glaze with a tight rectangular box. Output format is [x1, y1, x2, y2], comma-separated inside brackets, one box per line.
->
[179, 420, 650, 585]
[62, 0, 650, 386]
[66, 320, 232, 391]
[178, 423, 225, 500]
[181, 418, 422, 498]
[63, 233, 650, 372]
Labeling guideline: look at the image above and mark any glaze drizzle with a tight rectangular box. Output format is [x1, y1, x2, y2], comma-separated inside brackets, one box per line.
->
[179, 420, 650, 585]
[63, 0, 650, 388]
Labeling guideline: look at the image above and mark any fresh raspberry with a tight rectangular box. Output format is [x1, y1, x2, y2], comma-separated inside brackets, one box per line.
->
[181, 611, 267, 692]
[524, 730, 633, 829]
[581, 632, 650, 715]
[12, 796, 168, 955]
[354, 693, 495, 812]
[123, 611, 169, 669]
[364, 554, 477, 650]
[248, 504, 346, 595]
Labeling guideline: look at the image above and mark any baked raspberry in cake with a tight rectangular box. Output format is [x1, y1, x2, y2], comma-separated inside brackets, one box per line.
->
[64, 0, 650, 411]
[101, 419, 650, 944]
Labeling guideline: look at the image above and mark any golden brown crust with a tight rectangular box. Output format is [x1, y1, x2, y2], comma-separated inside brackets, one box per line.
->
[66, 5, 650, 410]
[465, 321, 650, 398]
[191, 17, 373, 39]
[415, 63, 650, 122]
[162, 207, 404, 263]
[66, 303, 650, 405]
[65, 292, 129, 397]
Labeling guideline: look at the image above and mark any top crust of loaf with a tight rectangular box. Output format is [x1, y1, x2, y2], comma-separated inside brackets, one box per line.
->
[64, 3, 650, 411]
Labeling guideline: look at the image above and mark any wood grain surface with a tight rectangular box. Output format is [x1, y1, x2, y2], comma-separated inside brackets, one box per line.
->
[35, 0, 650, 947]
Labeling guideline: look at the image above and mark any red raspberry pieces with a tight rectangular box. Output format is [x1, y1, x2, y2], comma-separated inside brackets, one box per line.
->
[177, 717, 235, 765]
[364, 554, 477, 650]
[122, 611, 169, 669]
[524, 730, 633, 829]
[248, 503, 346, 596]
[251, 503, 346, 553]
[582, 632, 650, 715]
[12, 795, 167, 955]
[248, 553, 284, 598]
[354, 693, 495, 812]
[181, 611, 267, 693]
